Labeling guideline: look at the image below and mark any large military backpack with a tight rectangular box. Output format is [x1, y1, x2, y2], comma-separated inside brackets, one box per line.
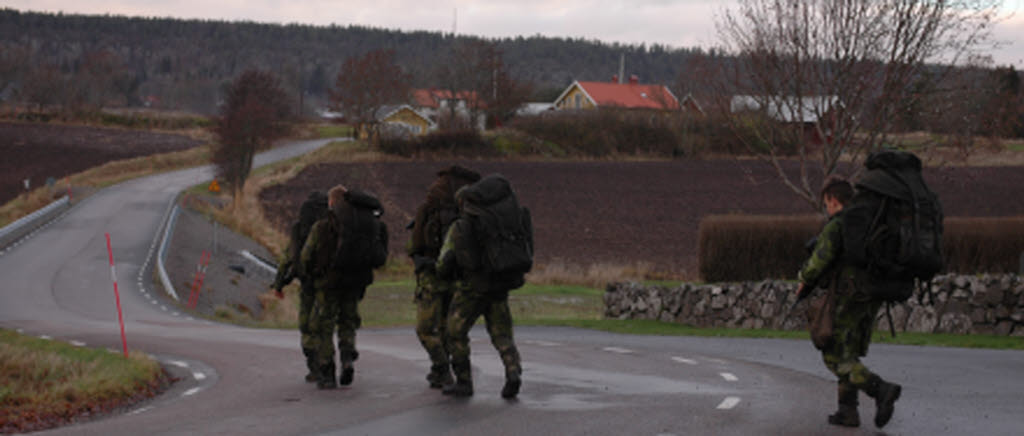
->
[843, 150, 944, 302]
[420, 166, 481, 256]
[331, 190, 389, 271]
[459, 174, 533, 288]
[290, 191, 329, 261]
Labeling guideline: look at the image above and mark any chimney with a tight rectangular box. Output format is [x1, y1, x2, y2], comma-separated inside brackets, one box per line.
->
[611, 75, 618, 83]
[629, 75, 639, 84]
[619, 54, 625, 84]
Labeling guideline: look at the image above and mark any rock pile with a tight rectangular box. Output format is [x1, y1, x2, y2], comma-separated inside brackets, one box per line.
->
[604, 274, 1024, 336]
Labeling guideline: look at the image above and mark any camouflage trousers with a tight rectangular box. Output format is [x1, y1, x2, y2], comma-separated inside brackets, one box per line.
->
[309, 288, 363, 377]
[299, 280, 317, 373]
[415, 269, 455, 372]
[821, 290, 883, 395]
[445, 286, 521, 383]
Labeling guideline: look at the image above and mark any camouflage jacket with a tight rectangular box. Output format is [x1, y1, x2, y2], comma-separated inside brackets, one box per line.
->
[798, 212, 868, 295]
[436, 217, 514, 296]
[300, 212, 373, 292]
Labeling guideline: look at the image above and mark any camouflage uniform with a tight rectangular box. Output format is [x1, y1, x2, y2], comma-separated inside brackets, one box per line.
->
[799, 213, 900, 428]
[436, 219, 522, 397]
[301, 212, 373, 388]
[271, 227, 318, 381]
[408, 167, 479, 388]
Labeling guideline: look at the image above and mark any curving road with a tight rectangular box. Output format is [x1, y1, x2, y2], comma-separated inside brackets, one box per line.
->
[1, 139, 1022, 435]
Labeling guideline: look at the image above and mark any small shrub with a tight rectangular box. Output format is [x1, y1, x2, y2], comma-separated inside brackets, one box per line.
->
[943, 217, 1024, 274]
[379, 129, 493, 157]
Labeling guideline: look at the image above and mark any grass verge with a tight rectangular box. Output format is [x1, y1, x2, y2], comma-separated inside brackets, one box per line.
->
[0, 329, 169, 433]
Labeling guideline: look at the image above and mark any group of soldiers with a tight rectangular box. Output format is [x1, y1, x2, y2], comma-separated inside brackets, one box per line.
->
[269, 161, 911, 429]
[271, 165, 523, 398]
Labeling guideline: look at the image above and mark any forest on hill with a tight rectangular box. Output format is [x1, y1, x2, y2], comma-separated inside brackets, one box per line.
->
[0, 9, 706, 114]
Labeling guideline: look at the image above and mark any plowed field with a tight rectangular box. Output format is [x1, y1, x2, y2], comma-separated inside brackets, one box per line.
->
[259, 160, 1024, 276]
[0, 121, 202, 204]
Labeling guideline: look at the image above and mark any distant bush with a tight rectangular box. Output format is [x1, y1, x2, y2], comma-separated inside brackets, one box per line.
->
[508, 110, 686, 157]
[378, 129, 493, 157]
[698, 215, 1024, 282]
[698, 214, 822, 282]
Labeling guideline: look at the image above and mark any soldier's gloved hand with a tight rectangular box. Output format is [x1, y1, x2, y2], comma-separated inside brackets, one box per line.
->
[413, 255, 436, 274]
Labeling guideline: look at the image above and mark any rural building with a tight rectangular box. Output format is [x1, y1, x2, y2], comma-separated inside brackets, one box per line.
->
[356, 104, 434, 140]
[553, 76, 681, 111]
[730, 95, 841, 145]
[412, 88, 486, 130]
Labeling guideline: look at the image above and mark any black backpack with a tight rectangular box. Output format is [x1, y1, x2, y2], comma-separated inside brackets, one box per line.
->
[459, 174, 534, 287]
[332, 190, 389, 271]
[291, 191, 329, 261]
[843, 150, 944, 302]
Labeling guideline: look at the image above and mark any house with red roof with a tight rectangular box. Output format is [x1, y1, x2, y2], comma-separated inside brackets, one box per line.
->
[411, 88, 486, 130]
[552, 76, 685, 112]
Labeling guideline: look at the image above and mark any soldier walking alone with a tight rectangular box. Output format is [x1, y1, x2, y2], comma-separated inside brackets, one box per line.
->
[302, 185, 389, 389]
[436, 174, 533, 398]
[408, 166, 481, 389]
[796, 177, 902, 428]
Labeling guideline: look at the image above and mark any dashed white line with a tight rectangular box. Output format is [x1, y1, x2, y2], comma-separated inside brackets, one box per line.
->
[717, 396, 741, 410]
[161, 305, 168, 311]
[128, 406, 153, 416]
[603, 347, 633, 354]
[672, 356, 698, 365]
[182, 387, 201, 397]
[525, 340, 561, 347]
[720, 372, 738, 382]
[193, 372, 207, 381]
[69, 340, 87, 347]
[167, 360, 190, 368]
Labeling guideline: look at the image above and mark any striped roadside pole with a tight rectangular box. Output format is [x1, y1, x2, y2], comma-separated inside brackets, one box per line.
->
[105, 233, 129, 358]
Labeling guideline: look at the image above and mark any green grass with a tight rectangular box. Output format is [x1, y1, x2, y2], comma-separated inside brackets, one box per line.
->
[0, 329, 165, 428]
[314, 124, 354, 138]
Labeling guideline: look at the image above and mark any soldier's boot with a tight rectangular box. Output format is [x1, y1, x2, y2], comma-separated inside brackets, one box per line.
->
[303, 348, 318, 383]
[827, 384, 860, 427]
[501, 371, 521, 399]
[442, 360, 473, 397]
[317, 362, 337, 390]
[865, 376, 901, 428]
[426, 364, 454, 389]
[338, 351, 356, 386]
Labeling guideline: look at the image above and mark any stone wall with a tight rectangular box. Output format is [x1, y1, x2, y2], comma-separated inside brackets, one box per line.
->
[604, 274, 1024, 336]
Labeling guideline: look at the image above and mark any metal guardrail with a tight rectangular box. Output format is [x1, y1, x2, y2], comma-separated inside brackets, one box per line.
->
[0, 196, 71, 249]
[156, 204, 181, 301]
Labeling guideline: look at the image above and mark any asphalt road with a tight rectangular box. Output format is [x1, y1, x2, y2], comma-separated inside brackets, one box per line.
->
[1, 139, 1022, 435]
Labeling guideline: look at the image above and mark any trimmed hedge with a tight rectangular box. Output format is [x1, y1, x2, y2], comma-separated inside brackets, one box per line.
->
[698, 214, 1024, 282]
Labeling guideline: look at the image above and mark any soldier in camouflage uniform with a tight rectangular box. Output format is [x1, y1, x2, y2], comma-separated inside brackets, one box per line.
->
[301, 185, 376, 389]
[271, 191, 327, 383]
[796, 177, 902, 429]
[408, 166, 481, 389]
[435, 186, 523, 399]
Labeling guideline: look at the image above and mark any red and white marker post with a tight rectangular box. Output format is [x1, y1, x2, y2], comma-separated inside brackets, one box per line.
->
[105, 233, 129, 358]
[188, 250, 211, 309]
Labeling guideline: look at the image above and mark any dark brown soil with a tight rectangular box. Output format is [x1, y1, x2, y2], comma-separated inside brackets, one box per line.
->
[0, 121, 202, 205]
[259, 160, 1024, 277]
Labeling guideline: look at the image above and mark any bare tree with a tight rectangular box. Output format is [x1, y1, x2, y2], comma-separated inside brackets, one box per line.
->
[212, 70, 292, 208]
[329, 49, 411, 142]
[715, 0, 1001, 209]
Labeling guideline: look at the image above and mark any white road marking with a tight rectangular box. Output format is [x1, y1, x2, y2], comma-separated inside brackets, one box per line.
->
[603, 347, 633, 354]
[193, 372, 207, 381]
[717, 396, 741, 410]
[167, 360, 190, 368]
[672, 356, 698, 365]
[151, 300, 158, 305]
[720, 372, 739, 382]
[172, 312, 180, 316]
[186, 316, 195, 321]
[39, 335, 52, 340]
[69, 340, 87, 347]
[161, 305, 168, 311]
[707, 358, 727, 365]
[182, 387, 201, 397]
[128, 406, 153, 416]
[525, 340, 561, 347]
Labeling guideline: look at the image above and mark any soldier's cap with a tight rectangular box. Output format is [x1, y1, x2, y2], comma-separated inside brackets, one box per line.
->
[437, 165, 481, 183]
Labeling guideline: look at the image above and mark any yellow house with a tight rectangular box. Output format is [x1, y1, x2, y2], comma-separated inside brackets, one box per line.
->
[359, 104, 436, 139]
[553, 78, 681, 111]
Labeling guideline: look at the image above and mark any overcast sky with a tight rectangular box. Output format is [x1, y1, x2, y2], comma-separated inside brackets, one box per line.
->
[4, 0, 1023, 67]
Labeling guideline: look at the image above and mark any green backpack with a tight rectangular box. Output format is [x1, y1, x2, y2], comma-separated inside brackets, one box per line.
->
[458, 174, 534, 288]
[331, 190, 389, 271]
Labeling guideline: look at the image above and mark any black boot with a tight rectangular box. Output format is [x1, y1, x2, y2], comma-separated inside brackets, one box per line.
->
[441, 379, 473, 397]
[303, 348, 317, 383]
[427, 365, 454, 389]
[866, 376, 901, 428]
[827, 383, 860, 427]
[338, 351, 356, 386]
[317, 362, 337, 390]
[501, 372, 521, 399]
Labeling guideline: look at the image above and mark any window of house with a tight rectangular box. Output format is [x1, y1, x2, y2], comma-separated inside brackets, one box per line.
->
[574, 94, 582, 109]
